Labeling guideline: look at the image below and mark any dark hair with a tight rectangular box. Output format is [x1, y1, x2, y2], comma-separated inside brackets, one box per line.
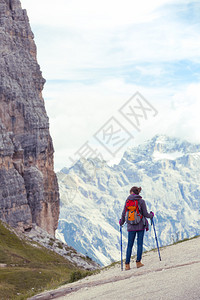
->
[130, 186, 142, 195]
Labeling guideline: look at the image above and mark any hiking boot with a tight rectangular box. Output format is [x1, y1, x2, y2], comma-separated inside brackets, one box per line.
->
[136, 261, 144, 268]
[125, 264, 130, 270]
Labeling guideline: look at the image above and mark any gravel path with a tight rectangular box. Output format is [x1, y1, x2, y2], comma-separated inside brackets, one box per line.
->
[29, 236, 200, 300]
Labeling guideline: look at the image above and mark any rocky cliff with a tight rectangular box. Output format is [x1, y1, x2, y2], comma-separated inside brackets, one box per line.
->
[0, 0, 59, 235]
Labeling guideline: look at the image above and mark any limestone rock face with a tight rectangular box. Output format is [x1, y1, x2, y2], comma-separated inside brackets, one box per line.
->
[0, 0, 60, 235]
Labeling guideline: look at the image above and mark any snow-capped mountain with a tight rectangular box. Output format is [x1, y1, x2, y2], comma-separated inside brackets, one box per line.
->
[56, 135, 200, 266]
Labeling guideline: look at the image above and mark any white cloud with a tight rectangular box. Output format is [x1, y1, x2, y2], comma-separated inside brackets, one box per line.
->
[21, 0, 200, 81]
[44, 78, 200, 171]
[21, 0, 198, 29]
[19, 0, 200, 170]
[135, 66, 165, 77]
[134, 83, 200, 145]
[20, 0, 167, 28]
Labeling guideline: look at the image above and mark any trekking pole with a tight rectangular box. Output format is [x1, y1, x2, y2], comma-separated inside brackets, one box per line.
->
[151, 218, 162, 261]
[120, 225, 123, 271]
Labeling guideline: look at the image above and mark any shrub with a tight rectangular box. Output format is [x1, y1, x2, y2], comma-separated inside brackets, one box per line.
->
[69, 270, 91, 283]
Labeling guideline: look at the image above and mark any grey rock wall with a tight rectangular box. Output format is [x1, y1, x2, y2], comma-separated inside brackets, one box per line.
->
[0, 0, 60, 235]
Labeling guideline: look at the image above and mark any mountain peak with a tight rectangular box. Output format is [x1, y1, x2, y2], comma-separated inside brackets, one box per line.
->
[57, 135, 200, 265]
[121, 135, 200, 165]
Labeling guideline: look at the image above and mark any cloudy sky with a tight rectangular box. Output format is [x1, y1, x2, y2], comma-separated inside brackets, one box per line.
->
[20, 0, 200, 171]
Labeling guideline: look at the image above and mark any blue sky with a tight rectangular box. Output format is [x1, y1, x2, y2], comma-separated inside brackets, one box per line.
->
[20, 0, 200, 171]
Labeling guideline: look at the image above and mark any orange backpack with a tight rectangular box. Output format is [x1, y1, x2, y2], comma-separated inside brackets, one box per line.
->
[125, 199, 143, 225]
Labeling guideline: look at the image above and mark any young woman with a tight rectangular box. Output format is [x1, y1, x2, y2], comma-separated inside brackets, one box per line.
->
[119, 186, 154, 270]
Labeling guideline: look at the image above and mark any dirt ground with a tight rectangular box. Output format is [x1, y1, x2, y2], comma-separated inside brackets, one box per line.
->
[30, 236, 200, 300]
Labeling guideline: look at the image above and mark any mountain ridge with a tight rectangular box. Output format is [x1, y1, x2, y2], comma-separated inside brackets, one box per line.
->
[57, 135, 200, 265]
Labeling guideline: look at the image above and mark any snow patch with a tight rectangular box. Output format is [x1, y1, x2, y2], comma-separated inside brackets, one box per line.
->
[153, 150, 184, 161]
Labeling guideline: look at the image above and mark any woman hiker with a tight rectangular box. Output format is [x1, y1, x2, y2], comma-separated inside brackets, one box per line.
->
[119, 186, 154, 270]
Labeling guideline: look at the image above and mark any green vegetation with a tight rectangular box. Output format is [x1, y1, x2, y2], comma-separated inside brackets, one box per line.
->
[0, 221, 95, 299]
[57, 242, 64, 249]
[69, 270, 93, 283]
[102, 260, 119, 271]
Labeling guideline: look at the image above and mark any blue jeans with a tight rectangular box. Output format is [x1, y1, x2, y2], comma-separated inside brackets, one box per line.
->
[125, 230, 144, 264]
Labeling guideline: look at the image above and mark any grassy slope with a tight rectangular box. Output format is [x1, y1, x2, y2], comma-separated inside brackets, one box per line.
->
[0, 221, 92, 300]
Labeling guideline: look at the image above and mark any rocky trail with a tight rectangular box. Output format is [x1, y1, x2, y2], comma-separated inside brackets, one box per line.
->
[30, 236, 200, 300]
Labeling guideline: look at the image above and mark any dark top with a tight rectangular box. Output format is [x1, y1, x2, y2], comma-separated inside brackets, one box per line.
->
[121, 194, 153, 231]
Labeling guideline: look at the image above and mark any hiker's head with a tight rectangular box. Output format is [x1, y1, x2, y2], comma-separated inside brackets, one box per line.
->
[130, 186, 142, 195]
